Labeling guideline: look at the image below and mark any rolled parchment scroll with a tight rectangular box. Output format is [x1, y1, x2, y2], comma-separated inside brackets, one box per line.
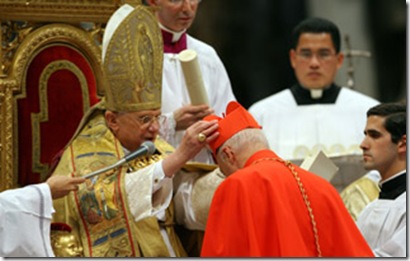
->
[178, 49, 209, 105]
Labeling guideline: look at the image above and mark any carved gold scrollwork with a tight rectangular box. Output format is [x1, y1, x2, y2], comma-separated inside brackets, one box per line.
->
[13, 23, 103, 96]
[0, 84, 16, 191]
[3, 23, 104, 190]
[1, 21, 35, 76]
[80, 22, 104, 48]
[0, 0, 132, 23]
[1, 0, 118, 191]
[0, 90, 3, 167]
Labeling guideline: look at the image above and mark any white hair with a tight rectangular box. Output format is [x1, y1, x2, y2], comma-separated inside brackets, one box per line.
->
[217, 128, 269, 158]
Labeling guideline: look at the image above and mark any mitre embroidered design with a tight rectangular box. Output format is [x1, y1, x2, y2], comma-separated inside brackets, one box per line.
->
[102, 4, 163, 112]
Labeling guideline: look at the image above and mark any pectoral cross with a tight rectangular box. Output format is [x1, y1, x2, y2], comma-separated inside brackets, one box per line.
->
[343, 34, 371, 89]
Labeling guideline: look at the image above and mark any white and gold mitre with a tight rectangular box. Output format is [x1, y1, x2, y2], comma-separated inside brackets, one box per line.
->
[102, 4, 163, 112]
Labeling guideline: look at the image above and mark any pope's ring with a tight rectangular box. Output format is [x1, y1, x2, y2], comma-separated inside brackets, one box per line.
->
[197, 133, 206, 143]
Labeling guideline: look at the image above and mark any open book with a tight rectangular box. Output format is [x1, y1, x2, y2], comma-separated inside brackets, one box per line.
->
[300, 150, 339, 181]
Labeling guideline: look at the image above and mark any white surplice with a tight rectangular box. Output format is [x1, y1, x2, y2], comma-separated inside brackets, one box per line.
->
[356, 192, 406, 257]
[160, 34, 236, 164]
[249, 87, 379, 160]
[0, 183, 55, 257]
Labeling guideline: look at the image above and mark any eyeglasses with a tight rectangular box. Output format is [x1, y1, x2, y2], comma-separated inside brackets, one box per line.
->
[168, 0, 202, 6]
[296, 50, 336, 63]
[137, 115, 166, 126]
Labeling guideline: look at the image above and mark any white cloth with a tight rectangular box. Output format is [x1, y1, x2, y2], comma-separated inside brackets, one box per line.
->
[124, 161, 173, 223]
[172, 170, 201, 229]
[356, 192, 406, 257]
[366, 170, 382, 184]
[173, 168, 225, 231]
[125, 160, 175, 256]
[101, 3, 134, 62]
[249, 87, 379, 160]
[0, 183, 55, 257]
[160, 34, 236, 164]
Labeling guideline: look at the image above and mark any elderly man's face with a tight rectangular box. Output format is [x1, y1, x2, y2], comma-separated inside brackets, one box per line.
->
[149, 0, 200, 32]
[105, 109, 162, 151]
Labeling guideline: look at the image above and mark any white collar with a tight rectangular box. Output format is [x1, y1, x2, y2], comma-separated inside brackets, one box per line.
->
[159, 23, 186, 42]
[380, 169, 406, 186]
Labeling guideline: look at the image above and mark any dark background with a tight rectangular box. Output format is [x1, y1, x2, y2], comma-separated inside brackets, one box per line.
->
[188, 0, 407, 108]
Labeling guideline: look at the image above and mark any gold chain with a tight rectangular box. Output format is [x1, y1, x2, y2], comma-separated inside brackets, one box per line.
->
[251, 157, 322, 257]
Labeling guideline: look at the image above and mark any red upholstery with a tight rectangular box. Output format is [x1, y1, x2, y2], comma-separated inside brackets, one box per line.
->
[17, 44, 100, 185]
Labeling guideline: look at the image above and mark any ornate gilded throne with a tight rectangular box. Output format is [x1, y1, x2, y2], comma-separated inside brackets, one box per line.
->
[0, 0, 140, 191]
